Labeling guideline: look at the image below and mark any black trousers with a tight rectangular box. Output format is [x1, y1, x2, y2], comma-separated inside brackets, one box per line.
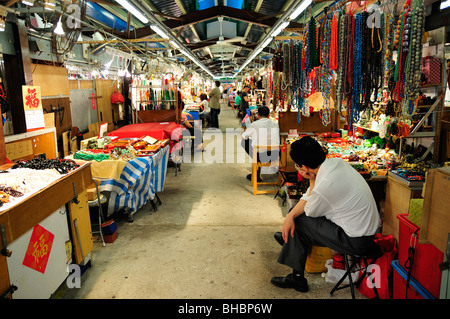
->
[277, 213, 378, 272]
[210, 108, 220, 128]
[241, 139, 279, 177]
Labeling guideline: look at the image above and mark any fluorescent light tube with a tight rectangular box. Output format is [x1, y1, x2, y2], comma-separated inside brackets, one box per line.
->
[441, 0, 450, 9]
[289, 0, 312, 20]
[261, 37, 273, 49]
[271, 21, 290, 37]
[169, 40, 180, 49]
[151, 25, 169, 39]
[115, 0, 149, 24]
[22, 0, 35, 6]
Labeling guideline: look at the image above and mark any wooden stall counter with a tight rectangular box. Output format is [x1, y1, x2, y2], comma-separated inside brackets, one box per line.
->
[0, 162, 93, 299]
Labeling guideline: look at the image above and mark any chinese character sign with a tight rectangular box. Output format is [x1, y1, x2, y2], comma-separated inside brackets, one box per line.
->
[22, 86, 42, 111]
[22, 224, 55, 273]
[22, 86, 45, 131]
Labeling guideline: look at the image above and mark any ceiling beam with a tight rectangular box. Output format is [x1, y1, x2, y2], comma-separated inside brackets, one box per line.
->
[130, 5, 303, 39]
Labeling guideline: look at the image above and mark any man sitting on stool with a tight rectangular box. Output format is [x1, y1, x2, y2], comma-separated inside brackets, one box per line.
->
[271, 136, 381, 293]
[241, 106, 279, 182]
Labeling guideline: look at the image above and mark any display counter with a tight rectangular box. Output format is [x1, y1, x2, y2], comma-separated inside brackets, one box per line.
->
[0, 162, 92, 299]
[70, 145, 169, 221]
[108, 122, 182, 153]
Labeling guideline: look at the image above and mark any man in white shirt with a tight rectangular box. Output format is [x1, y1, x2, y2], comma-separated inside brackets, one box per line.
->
[271, 136, 381, 293]
[241, 106, 279, 182]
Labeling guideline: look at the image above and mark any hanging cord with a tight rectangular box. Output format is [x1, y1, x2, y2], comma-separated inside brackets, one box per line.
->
[403, 229, 418, 298]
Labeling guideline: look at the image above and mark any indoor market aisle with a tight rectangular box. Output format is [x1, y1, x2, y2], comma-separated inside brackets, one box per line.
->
[61, 103, 359, 299]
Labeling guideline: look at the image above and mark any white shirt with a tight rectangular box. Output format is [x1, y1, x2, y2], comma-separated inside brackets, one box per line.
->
[301, 158, 380, 237]
[241, 118, 279, 151]
[200, 100, 210, 113]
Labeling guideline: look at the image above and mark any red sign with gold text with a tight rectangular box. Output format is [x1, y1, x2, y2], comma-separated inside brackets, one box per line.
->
[22, 225, 54, 273]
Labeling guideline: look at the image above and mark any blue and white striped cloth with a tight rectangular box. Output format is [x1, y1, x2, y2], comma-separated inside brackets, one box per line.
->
[100, 145, 169, 216]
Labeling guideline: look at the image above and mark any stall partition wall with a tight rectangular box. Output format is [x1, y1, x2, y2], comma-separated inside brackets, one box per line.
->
[29, 63, 121, 153]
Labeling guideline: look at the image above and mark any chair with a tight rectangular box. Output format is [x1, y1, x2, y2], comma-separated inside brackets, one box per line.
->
[274, 165, 298, 205]
[329, 244, 383, 299]
[87, 178, 106, 247]
[251, 145, 281, 195]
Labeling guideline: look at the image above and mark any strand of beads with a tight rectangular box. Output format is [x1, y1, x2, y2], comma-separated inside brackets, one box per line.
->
[402, 1, 425, 117]
[330, 13, 339, 70]
[320, 16, 332, 126]
[336, 11, 346, 113]
[350, 13, 363, 130]
[383, 15, 395, 90]
[308, 17, 319, 69]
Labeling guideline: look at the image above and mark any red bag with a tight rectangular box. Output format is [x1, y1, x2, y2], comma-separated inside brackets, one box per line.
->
[358, 234, 397, 299]
[111, 90, 124, 104]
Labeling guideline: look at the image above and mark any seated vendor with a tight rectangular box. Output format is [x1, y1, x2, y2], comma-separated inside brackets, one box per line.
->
[181, 111, 203, 152]
[271, 136, 382, 293]
[241, 106, 279, 182]
[197, 94, 210, 127]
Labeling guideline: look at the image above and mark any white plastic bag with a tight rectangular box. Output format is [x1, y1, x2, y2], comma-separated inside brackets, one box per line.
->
[324, 259, 360, 284]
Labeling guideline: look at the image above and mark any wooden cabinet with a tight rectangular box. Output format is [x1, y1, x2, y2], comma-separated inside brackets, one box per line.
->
[382, 173, 424, 242]
[420, 167, 450, 252]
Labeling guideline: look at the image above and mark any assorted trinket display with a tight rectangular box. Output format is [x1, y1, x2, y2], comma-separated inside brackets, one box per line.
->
[74, 136, 170, 162]
[266, 0, 447, 183]
[270, 0, 429, 130]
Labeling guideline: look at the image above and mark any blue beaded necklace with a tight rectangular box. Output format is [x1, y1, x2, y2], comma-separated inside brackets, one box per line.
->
[350, 13, 363, 130]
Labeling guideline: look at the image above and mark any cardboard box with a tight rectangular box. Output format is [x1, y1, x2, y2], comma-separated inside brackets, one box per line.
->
[104, 230, 118, 243]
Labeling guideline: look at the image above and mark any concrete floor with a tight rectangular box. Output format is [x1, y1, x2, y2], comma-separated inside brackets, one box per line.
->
[61, 103, 364, 300]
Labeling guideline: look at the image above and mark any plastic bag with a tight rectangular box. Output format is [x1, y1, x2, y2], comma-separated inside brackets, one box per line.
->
[324, 259, 360, 284]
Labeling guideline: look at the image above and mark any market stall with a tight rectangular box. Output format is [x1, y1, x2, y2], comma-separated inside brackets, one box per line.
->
[0, 159, 92, 299]
[71, 135, 170, 221]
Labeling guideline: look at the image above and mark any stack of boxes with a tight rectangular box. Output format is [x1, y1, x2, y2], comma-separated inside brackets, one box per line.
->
[391, 199, 444, 299]
[101, 220, 118, 243]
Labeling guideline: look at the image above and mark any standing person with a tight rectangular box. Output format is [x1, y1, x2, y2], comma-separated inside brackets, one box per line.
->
[208, 81, 221, 129]
[240, 86, 250, 119]
[270, 136, 382, 293]
[241, 106, 279, 182]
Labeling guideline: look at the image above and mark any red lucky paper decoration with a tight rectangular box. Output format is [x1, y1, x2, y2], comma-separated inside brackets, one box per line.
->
[22, 224, 55, 274]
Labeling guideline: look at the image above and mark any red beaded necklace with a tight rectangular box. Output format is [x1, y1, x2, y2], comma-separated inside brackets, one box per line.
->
[330, 14, 339, 70]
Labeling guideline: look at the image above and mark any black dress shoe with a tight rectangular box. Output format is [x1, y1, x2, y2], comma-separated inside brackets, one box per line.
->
[274, 232, 284, 246]
[270, 274, 309, 292]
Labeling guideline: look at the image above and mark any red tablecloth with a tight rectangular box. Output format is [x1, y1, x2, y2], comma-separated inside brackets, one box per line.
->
[108, 122, 183, 152]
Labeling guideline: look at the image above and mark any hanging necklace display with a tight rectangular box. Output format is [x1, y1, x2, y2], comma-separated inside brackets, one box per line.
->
[393, 0, 411, 102]
[320, 15, 332, 126]
[335, 11, 346, 113]
[280, 42, 290, 111]
[384, 14, 395, 92]
[402, 0, 425, 117]
[350, 12, 363, 131]
[330, 13, 339, 71]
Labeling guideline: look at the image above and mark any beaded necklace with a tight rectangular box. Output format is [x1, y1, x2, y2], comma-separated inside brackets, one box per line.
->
[383, 15, 395, 90]
[330, 13, 339, 71]
[308, 17, 319, 70]
[320, 16, 332, 126]
[402, 1, 425, 117]
[350, 13, 363, 130]
[345, 14, 355, 97]
[335, 11, 346, 113]
[392, 8, 409, 102]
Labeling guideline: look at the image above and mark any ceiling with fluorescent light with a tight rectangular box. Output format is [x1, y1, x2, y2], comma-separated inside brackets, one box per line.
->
[2, 0, 336, 78]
